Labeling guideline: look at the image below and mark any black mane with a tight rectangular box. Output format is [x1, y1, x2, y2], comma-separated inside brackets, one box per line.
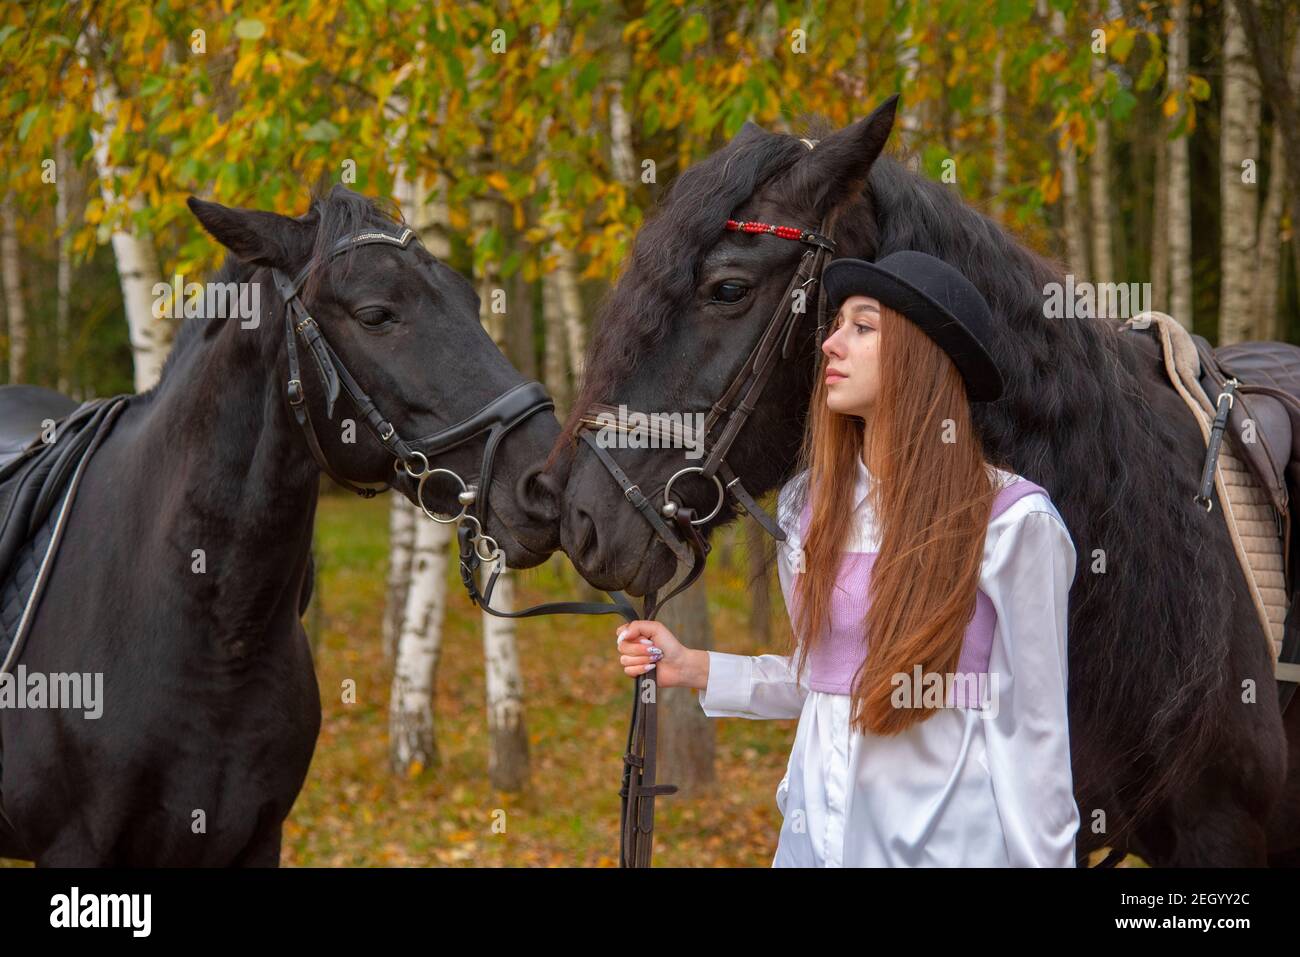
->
[564, 121, 1236, 839]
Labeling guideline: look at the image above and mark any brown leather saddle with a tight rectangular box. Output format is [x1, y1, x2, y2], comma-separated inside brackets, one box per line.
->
[1126, 327, 1300, 712]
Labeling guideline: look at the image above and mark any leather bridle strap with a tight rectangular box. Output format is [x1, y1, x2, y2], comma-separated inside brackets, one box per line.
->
[280, 287, 391, 498]
[694, 224, 834, 536]
[578, 431, 696, 565]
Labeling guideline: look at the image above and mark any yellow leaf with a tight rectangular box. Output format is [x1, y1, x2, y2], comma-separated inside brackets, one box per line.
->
[1162, 93, 1178, 118]
[1044, 168, 1061, 205]
[486, 172, 510, 193]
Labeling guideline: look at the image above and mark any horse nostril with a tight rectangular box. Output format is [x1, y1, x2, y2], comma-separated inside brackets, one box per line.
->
[516, 462, 561, 523]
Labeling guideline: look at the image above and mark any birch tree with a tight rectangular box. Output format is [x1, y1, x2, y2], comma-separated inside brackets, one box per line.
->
[1253, 34, 1298, 340]
[0, 197, 25, 383]
[80, 29, 169, 391]
[1166, 0, 1193, 328]
[1219, 0, 1261, 344]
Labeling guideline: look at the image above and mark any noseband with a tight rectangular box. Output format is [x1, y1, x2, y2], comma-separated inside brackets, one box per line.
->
[269, 226, 555, 560]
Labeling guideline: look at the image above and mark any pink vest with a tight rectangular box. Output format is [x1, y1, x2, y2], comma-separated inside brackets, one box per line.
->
[798, 478, 1048, 707]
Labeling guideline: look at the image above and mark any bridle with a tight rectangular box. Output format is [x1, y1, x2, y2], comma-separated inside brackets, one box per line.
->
[269, 225, 555, 562]
[568, 210, 837, 868]
[576, 215, 836, 570]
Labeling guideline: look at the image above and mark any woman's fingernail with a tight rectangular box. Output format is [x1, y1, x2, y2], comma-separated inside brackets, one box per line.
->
[640, 638, 652, 645]
[649, 646, 662, 655]
[645, 662, 656, 672]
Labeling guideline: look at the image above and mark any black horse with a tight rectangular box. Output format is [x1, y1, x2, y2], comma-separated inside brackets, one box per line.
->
[0, 186, 562, 865]
[548, 96, 1297, 866]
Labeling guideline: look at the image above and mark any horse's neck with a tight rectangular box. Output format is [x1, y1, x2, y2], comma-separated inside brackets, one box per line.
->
[111, 317, 320, 645]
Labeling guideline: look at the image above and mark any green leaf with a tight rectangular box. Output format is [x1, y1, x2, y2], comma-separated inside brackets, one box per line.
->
[576, 60, 600, 96]
[234, 19, 266, 40]
[1110, 87, 1137, 122]
[17, 107, 40, 143]
[301, 120, 340, 142]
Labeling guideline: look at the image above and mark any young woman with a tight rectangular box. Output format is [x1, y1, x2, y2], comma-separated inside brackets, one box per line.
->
[615, 250, 1080, 867]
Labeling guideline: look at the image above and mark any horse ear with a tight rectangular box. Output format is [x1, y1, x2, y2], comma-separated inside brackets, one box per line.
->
[786, 93, 899, 218]
[186, 196, 312, 269]
[729, 119, 768, 147]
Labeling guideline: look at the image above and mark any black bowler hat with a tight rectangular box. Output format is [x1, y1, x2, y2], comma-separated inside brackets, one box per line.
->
[823, 251, 1004, 402]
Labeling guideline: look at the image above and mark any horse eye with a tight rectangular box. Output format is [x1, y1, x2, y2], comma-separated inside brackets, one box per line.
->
[357, 308, 395, 328]
[711, 281, 749, 305]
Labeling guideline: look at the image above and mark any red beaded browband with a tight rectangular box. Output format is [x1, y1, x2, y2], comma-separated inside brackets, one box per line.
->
[723, 219, 835, 251]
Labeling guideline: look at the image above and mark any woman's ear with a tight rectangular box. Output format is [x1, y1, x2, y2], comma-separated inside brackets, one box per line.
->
[784, 94, 899, 219]
[187, 196, 313, 270]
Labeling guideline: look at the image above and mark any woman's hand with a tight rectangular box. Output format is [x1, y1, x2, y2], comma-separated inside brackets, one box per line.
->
[615, 620, 708, 690]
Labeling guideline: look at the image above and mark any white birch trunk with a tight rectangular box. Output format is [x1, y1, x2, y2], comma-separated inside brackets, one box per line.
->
[388, 516, 454, 775]
[481, 553, 528, 790]
[1253, 35, 1298, 340]
[1219, 0, 1261, 344]
[991, 42, 1008, 219]
[55, 142, 73, 393]
[471, 43, 528, 791]
[82, 32, 169, 391]
[1, 196, 26, 384]
[1088, 0, 1114, 283]
[383, 496, 419, 663]
[1167, 0, 1194, 329]
[1152, 109, 1170, 313]
[1052, 10, 1090, 279]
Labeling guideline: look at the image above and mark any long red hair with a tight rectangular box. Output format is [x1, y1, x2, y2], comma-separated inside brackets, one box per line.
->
[788, 304, 1003, 735]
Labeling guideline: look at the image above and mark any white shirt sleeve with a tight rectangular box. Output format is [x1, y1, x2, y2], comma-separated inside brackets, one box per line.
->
[698, 479, 811, 720]
[980, 505, 1081, 867]
[698, 650, 811, 719]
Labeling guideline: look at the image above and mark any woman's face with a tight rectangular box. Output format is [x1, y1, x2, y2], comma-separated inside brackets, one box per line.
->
[821, 294, 881, 418]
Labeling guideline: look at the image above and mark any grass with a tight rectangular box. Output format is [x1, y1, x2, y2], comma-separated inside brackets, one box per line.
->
[283, 492, 796, 866]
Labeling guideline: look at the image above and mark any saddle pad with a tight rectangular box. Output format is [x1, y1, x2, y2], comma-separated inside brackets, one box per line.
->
[0, 486, 64, 667]
[0, 395, 129, 674]
[1128, 312, 1288, 662]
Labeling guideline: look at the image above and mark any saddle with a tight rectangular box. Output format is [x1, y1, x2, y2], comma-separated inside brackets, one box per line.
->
[0, 387, 129, 673]
[1121, 313, 1300, 711]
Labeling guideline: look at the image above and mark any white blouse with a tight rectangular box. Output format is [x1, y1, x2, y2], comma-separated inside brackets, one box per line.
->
[698, 457, 1080, 867]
